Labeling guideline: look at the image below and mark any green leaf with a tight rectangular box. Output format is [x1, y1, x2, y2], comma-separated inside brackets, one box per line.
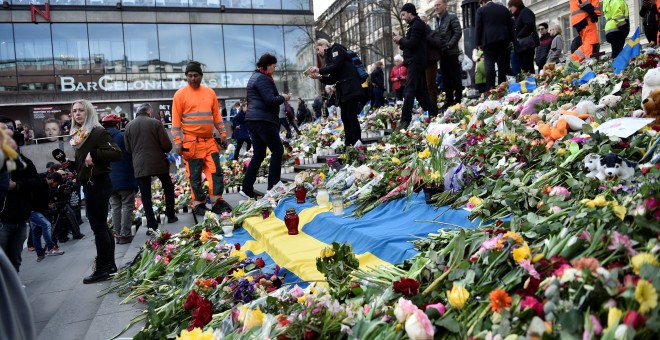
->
[448, 230, 466, 268]
[435, 315, 461, 333]
[558, 309, 581, 333]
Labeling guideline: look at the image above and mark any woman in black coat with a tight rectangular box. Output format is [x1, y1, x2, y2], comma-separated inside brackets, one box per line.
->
[307, 38, 364, 148]
[508, 0, 538, 74]
[240, 53, 290, 198]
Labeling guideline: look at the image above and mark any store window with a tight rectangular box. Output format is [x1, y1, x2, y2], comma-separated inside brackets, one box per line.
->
[222, 72, 251, 88]
[158, 24, 192, 74]
[282, 25, 314, 71]
[223, 25, 255, 72]
[254, 25, 285, 67]
[191, 25, 226, 72]
[18, 75, 55, 92]
[253, 0, 281, 9]
[89, 24, 126, 75]
[0, 24, 16, 80]
[282, 0, 310, 10]
[156, 0, 188, 7]
[85, 0, 117, 5]
[190, 0, 220, 7]
[14, 24, 54, 76]
[222, 0, 251, 8]
[52, 24, 91, 75]
[122, 0, 156, 5]
[124, 24, 160, 74]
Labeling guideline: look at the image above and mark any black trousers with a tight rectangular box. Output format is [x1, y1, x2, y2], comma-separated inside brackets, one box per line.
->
[242, 120, 284, 192]
[137, 173, 175, 230]
[233, 138, 252, 160]
[483, 42, 511, 89]
[606, 23, 630, 59]
[401, 62, 438, 124]
[517, 48, 535, 74]
[440, 54, 463, 106]
[83, 174, 115, 270]
[339, 96, 362, 148]
[643, 24, 658, 46]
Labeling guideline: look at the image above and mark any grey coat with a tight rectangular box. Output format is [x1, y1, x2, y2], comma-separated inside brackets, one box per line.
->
[548, 34, 565, 63]
[124, 114, 172, 178]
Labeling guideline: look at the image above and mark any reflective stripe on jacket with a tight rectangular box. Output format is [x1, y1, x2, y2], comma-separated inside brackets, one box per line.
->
[171, 85, 225, 144]
[603, 0, 629, 34]
[570, 0, 602, 25]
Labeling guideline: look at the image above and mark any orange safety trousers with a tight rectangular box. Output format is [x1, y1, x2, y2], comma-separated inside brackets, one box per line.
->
[181, 135, 224, 205]
[571, 22, 599, 61]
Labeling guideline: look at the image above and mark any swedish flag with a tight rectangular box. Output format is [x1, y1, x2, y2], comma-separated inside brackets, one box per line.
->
[508, 77, 536, 93]
[612, 27, 641, 74]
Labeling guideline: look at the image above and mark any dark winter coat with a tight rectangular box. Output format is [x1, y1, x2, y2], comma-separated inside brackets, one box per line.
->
[106, 127, 137, 191]
[398, 16, 428, 66]
[245, 70, 286, 126]
[73, 126, 122, 184]
[124, 114, 172, 178]
[318, 43, 364, 104]
[0, 154, 40, 223]
[513, 6, 539, 52]
[370, 67, 385, 89]
[429, 11, 462, 57]
[231, 109, 251, 140]
[535, 32, 553, 64]
[476, 1, 514, 49]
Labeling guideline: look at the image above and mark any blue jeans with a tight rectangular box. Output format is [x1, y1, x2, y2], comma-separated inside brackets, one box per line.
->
[30, 211, 55, 257]
[0, 220, 28, 272]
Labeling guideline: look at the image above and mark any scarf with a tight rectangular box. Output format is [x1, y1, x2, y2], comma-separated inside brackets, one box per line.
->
[69, 126, 91, 149]
[257, 67, 274, 82]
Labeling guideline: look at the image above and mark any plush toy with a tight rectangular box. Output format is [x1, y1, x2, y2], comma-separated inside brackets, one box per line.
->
[575, 100, 603, 116]
[519, 93, 558, 116]
[537, 118, 568, 148]
[540, 63, 556, 78]
[584, 153, 602, 179]
[555, 111, 593, 130]
[596, 153, 637, 181]
[598, 95, 622, 108]
[632, 109, 645, 118]
[641, 67, 660, 106]
[641, 88, 660, 127]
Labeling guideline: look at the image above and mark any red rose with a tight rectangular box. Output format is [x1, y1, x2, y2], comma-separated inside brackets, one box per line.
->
[303, 329, 319, 340]
[161, 232, 172, 241]
[623, 310, 646, 329]
[234, 243, 241, 251]
[183, 290, 201, 310]
[191, 298, 213, 327]
[255, 257, 266, 268]
[392, 277, 420, 297]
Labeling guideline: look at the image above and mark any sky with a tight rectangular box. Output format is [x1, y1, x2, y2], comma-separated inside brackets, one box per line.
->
[313, 0, 335, 19]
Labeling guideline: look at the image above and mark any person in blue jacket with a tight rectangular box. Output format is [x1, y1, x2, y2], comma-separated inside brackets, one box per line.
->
[231, 101, 251, 161]
[240, 53, 291, 199]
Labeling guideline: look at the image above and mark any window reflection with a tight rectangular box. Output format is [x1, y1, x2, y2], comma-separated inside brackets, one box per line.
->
[222, 72, 251, 88]
[191, 25, 225, 72]
[121, 0, 155, 5]
[0, 24, 16, 78]
[85, 0, 117, 5]
[52, 24, 90, 75]
[254, 26, 285, 68]
[282, 0, 310, 10]
[124, 24, 160, 74]
[89, 24, 126, 76]
[156, 0, 187, 7]
[223, 25, 255, 72]
[49, 1, 86, 4]
[253, 0, 280, 9]
[14, 24, 54, 76]
[0, 76, 18, 92]
[221, 0, 251, 9]
[191, 0, 220, 7]
[282, 25, 314, 71]
[158, 24, 192, 74]
[19, 75, 55, 92]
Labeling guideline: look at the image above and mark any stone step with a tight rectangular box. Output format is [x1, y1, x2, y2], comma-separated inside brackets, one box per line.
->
[293, 163, 324, 172]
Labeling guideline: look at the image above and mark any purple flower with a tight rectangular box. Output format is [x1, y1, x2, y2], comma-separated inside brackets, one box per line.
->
[607, 231, 637, 256]
[570, 135, 590, 144]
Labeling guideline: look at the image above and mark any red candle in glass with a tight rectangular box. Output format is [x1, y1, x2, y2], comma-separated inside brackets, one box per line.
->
[284, 208, 299, 235]
[295, 184, 307, 204]
[261, 207, 270, 219]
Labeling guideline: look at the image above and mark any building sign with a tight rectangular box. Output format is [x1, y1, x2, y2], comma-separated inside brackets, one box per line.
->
[31, 3, 51, 23]
[59, 74, 249, 92]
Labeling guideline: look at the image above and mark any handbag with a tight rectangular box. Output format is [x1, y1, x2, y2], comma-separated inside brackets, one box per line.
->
[517, 35, 537, 52]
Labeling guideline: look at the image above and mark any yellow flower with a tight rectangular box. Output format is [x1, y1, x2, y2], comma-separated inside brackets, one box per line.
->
[391, 157, 401, 165]
[430, 171, 442, 181]
[176, 327, 215, 340]
[371, 154, 380, 160]
[532, 253, 545, 263]
[320, 248, 335, 259]
[200, 229, 213, 243]
[590, 122, 600, 129]
[418, 149, 431, 159]
[607, 307, 622, 329]
[242, 307, 265, 331]
[512, 243, 531, 263]
[581, 195, 607, 208]
[635, 280, 658, 314]
[447, 284, 469, 309]
[631, 253, 660, 275]
[246, 276, 254, 282]
[230, 250, 247, 261]
[426, 134, 440, 146]
[297, 296, 307, 303]
[610, 202, 626, 220]
[319, 172, 326, 180]
[231, 268, 245, 279]
[556, 148, 566, 157]
[468, 196, 483, 207]
[181, 226, 190, 234]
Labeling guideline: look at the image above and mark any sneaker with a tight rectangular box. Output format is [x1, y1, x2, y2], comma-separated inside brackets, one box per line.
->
[117, 235, 134, 244]
[36, 255, 45, 262]
[28, 247, 35, 252]
[46, 248, 65, 256]
[167, 216, 179, 223]
[211, 199, 232, 214]
[146, 228, 156, 236]
[193, 204, 207, 216]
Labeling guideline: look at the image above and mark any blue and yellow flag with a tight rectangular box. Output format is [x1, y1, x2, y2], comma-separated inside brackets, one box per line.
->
[509, 77, 536, 93]
[612, 27, 641, 74]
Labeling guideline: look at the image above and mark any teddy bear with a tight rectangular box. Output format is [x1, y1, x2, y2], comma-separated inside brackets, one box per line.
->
[537, 118, 569, 148]
[598, 95, 622, 108]
[641, 88, 660, 127]
[641, 67, 660, 107]
[539, 63, 556, 78]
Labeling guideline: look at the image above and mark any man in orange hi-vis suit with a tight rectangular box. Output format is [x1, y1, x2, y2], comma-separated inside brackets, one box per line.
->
[570, 0, 602, 61]
[172, 61, 231, 216]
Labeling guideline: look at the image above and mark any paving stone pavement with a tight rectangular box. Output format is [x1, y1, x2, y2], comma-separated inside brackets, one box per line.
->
[19, 192, 246, 340]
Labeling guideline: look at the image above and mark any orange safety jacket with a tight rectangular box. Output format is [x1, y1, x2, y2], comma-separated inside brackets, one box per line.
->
[171, 85, 226, 145]
[570, 0, 602, 25]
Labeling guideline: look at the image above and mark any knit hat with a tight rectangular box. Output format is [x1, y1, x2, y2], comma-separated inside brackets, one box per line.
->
[136, 103, 152, 116]
[185, 61, 203, 75]
[400, 3, 417, 15]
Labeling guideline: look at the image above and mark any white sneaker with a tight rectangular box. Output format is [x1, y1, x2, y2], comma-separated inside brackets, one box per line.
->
[46, 248, 65, 256]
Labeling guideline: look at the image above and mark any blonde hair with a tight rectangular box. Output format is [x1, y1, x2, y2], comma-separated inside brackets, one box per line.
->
[71, 99, 101, 131]
[315, 38, 330, 47]
[551, 24, 562, 35]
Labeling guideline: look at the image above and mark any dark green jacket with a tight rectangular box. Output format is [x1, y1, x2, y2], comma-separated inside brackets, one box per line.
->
[74, 126, 121, 184]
